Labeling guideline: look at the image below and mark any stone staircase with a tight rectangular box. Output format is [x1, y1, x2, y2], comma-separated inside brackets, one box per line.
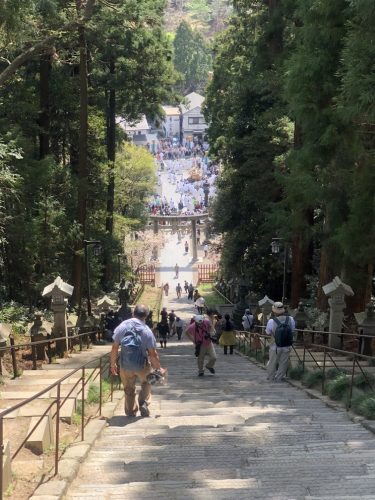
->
[0, 344, 111, 489]
[65, 341, 375, 500]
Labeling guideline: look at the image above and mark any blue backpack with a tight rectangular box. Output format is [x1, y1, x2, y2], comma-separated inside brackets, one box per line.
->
[120, 330, 146, 371]
[274, 316, 293, 347]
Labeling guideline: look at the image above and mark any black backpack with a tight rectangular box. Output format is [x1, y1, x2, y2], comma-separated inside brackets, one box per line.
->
[274, 316, 293, 347]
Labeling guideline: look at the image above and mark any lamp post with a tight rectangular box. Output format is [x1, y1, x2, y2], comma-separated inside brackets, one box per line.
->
[271, 237, 288, 304]
[83, 240, 101, 316]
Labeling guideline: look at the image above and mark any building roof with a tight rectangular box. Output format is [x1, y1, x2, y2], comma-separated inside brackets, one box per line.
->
[162, 106, 180, 117]
[180, 92, 205, 114]
[116, 114, 150, 133]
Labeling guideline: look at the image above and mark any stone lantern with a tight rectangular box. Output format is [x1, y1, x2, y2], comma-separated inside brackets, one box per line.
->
[258, 295, 274, 326]
[323, 276, 354, 349]
[29, 312, 49, 360]
[42, 276, 74, 355]
[97, 295, 116, 313]
[355, 303, 375, 356]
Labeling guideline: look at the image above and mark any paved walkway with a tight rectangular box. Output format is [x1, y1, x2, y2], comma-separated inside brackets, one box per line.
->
[66, 341, 375, 499]
[65, 154, 375, 499]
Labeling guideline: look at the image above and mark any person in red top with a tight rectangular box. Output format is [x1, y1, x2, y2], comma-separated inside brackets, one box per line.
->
[185, 315, 217, 376]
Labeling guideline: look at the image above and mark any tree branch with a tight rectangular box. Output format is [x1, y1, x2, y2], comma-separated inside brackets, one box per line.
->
[0, 0, 96, 87]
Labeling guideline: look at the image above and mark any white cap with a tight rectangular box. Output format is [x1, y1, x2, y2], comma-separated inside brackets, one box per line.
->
[272, 302, 285, 315]
[194, 315, 204, 322]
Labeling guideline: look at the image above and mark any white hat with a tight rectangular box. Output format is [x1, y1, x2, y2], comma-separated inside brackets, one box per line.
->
[272, 302, 285, 315]
[194, 315, 204, 322]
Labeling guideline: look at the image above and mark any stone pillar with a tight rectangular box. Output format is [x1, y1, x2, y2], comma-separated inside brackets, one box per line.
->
[323, 276, 354, 349]
[153, 219, 159, 234]
[42, 277, 74, 355]
[30, 313, 47, 360]
[258, 295, 274, 326]
[355, 303, 375, 356]
[191, 219, 198, 260]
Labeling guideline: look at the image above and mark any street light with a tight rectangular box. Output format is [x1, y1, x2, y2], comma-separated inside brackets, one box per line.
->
[83, 239, 101, 316]
[271, 237, 288, 304]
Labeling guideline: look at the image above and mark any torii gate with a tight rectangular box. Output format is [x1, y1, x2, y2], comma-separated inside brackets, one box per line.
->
[149, 212, 209, 261]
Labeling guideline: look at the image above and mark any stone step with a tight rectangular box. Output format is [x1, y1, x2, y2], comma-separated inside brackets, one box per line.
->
[25, 410, 54, 455]
[65, 476, 375, 500]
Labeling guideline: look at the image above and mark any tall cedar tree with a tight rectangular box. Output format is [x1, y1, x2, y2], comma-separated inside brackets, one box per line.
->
[205, 0, 293, 299]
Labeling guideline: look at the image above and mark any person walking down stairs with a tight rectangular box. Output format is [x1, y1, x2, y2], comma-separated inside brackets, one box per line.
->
[219, 314, 236, 355]
[110, 304, 166, 417]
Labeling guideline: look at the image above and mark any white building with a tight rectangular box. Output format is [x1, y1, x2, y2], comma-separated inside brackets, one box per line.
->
[180, 92, 207, 141]
[161, 106, 181, 139]
[116, 115, 151, 138]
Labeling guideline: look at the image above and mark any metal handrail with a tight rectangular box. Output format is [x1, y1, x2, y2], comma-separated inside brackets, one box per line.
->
[251, 324, 374, 339]
[0, 350, 117, 499]
[235, 330, 375, 410]
[0, 329, 98, 353]
[0, 329, 101, 377]
[212, 286, 234, 305]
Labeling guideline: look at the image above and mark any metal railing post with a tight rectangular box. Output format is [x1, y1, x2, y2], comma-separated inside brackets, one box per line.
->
[47, 334, 52, 364]
[302, 346, 306, 372]
[99, 358, 103, 416]
[322, 348, 327, 394]
[9, 334, 18, 378]
[81, 367, 85, 441]
[55, 383, 61, 476]
[31, 342, 37, 370]
[348, 356, 356, 409]
[0, 416, 3, 500]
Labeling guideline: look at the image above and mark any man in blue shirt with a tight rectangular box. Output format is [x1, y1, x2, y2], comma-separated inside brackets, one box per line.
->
[110, 304, 165, 417]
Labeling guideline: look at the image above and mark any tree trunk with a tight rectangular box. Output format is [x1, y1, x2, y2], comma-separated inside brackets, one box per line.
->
[345, 263, 373, 313]
[39, 55, 51, 159]
[317, 246, 334, 310]
[72, 3, 89, 307]
[106, 59, 116, 236]
[290, 232, 311, 308]
[266, 0, 283, 58]
[103, 59, 116, 286]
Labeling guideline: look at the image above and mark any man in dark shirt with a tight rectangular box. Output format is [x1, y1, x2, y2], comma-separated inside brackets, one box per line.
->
[156, 320, 169, 348]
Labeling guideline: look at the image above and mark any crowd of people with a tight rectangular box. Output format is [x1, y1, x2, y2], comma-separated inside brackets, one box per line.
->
[109, 300, 295, 418]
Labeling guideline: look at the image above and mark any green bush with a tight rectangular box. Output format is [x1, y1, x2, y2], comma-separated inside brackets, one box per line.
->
[352, 394, 375, 419]
[288, 363, 304, 380]
[326, 374, 350, 400]
[326, 367, 348, 380]
[302, 369, 324, 388]
[350, 388, 368, 409]
[87, 383, 100, 404]
[353, 372, 375, 391]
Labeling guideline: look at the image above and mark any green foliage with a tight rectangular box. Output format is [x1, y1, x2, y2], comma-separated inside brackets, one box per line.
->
[326, 368, 348, 380]
[204, 1, 293, 295]
[325, 374, 350, 400]
[173, 20, 212, 93]
[353, 372, 375, 392]
[288, 363, 304, 380]
[114, 144, 156, 231]
[302, 369, 323, 388]
[0, 0, 175, 306]
[352, 395, 375, 420]
[87, 383, 100, 405]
